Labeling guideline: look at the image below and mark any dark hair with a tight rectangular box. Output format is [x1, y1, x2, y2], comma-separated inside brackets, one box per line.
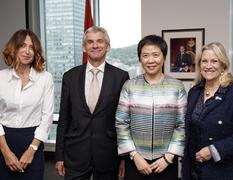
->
[3, 29, 45, 72]
[137, 35, 167, 61]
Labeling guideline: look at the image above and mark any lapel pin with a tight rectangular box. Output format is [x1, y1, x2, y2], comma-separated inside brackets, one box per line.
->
[215, 96, 222, 100]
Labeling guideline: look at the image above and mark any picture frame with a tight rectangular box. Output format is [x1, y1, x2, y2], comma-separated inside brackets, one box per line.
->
[162, 28, 205, 79]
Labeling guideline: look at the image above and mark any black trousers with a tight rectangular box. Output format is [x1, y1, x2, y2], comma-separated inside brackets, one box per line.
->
[124, 156, 178, 180]
[64, 167, 118, 180]
[0, 126, 44, 180]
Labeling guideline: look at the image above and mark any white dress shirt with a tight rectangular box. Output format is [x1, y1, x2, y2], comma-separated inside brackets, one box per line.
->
[85, 61, 105, 104]
[0, 68, 54, 142]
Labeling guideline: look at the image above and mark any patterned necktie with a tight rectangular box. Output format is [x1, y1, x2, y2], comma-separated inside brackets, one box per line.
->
[88, 68, 100, 113]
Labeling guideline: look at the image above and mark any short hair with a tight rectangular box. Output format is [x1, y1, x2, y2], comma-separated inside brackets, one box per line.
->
[3, 29, 45, 72]
[82, 26, 110, 46]
[195, 42, 233, 87]
[137, 34, 168, 61]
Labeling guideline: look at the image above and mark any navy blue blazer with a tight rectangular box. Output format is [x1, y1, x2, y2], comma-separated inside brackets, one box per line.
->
[182, 82, 233, 180]
[175, 53, 192, 68]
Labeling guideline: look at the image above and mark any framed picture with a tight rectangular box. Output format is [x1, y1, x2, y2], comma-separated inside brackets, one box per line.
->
[162, 28, 205, 79]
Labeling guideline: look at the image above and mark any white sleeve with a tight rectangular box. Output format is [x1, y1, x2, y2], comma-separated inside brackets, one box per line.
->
[34, 73, 54, 142]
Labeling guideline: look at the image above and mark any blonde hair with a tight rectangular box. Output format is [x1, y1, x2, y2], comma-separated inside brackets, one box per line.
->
[195, 42, 233, 87]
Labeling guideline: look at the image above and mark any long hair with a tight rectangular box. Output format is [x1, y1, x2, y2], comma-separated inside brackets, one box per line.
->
[195, 42, 233, 87]
[2, 29, 45, 72]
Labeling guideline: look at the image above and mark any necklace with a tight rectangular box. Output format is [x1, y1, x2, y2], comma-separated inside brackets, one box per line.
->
[204, 85, 219, 97]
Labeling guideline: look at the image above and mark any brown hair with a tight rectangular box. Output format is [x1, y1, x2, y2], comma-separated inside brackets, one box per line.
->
[2, 29, 45, 72]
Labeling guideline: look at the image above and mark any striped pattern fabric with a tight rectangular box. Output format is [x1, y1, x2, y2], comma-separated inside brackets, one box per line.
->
[116, 74, 187, 160]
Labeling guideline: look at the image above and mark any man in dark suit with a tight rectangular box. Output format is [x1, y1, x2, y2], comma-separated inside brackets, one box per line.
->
[55, 26, 129, 180]
[173, 45, 192, 72]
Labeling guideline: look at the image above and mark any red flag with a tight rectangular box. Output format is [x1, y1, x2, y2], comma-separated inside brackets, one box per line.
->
[82, 0, 94, 64]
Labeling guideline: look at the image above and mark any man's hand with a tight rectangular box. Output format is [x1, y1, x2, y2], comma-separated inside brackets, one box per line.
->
[118, 159, 125, 179]
[55, 161, 65, 177]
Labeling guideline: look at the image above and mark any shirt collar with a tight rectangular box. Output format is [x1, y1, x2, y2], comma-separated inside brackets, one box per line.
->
[87, 61, 105, 73]
[8, 67, 38, 82]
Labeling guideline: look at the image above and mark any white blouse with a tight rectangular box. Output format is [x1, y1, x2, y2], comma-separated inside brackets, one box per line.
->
[0, 68, 54, 142]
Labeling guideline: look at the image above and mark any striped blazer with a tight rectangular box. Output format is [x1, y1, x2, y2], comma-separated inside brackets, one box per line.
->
[116, 74, 187, 160]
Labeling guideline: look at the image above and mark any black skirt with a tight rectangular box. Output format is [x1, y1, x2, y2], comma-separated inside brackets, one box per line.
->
[0, 126, 44, 180]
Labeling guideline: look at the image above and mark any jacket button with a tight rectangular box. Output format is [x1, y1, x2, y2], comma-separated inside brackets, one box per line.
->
[218, 120, 222, 124]
[209, 137, 213, 141]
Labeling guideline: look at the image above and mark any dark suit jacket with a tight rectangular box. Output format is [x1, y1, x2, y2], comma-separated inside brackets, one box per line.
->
[175, 53, 192, 68]
[182, 82, 233, 180]
[55, 63, 129, 173]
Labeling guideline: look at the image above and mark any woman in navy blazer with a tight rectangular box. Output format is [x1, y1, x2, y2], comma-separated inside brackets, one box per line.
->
[182, 42, 233, 180]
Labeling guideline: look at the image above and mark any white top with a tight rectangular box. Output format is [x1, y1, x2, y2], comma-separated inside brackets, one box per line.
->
[85, 61, 105, 104]
[0, 68, 54, 142]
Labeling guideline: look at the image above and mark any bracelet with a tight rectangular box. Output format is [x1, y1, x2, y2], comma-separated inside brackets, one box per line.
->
[163, 154, 173, 165]
[130, 151, 137, 160]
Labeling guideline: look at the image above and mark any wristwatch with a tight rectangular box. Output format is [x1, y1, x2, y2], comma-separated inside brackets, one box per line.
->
[130, 151, 137, 160]
[29, 144, 38, 151]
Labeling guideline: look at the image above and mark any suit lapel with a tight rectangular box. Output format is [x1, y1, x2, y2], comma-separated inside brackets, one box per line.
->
[77, 64, 91, 113]
[188, 87, 201, 114]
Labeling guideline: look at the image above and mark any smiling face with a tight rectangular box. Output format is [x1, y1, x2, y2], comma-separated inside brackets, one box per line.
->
[83, 31, 110, 65]
[200, 49, 224, 84]
[140, 44, 164, 78]
[16, 35, 34, 67]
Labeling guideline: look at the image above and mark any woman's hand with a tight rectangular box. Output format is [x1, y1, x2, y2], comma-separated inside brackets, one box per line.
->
[2, 148, 23, 172]
[150, 157, 169, 173]
[196, 146, 212, 162]
[150, 153, 174, 173]
[19, 147, 36, 170]
[19, 138, 41, 170]
[133, 153, 152, 175]
[0, 135, 23, 172]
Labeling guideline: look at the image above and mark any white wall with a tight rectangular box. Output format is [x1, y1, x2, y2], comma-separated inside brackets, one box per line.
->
[142, 0, 230, 91]
[142, 0, 230, 51]
[0, 0, 230, 70]
[0, 0, 26, 69]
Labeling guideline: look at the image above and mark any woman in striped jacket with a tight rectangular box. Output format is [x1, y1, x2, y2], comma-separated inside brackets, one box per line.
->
[116, 34, 187, 180]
